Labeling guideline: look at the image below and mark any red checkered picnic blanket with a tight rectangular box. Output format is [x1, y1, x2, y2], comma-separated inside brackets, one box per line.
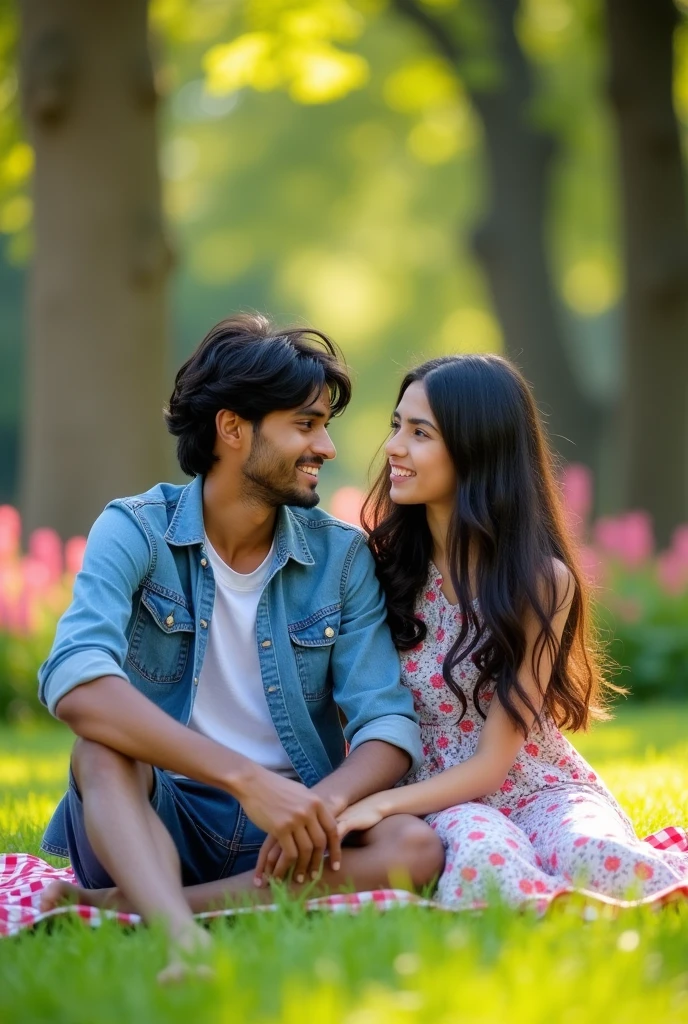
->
[2, 826, 687, 938]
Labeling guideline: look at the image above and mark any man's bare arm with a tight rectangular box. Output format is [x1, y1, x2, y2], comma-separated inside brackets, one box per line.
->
[57, 676, 342, 870]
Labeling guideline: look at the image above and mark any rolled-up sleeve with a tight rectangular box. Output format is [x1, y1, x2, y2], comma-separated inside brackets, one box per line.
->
[331, 536, 422, 773]
[38, 503, 151, 717]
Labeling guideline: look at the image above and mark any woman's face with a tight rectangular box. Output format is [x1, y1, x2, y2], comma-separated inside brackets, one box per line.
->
[385, 380, 457, 507]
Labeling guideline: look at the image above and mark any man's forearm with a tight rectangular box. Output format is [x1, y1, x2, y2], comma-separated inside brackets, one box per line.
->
[56, 675, 258, 797]
[314, 740, 410, 814]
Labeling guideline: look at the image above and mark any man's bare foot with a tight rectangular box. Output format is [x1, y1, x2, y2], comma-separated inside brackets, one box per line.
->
[157, 922, 214, 985]
[39, 880, 129, 914]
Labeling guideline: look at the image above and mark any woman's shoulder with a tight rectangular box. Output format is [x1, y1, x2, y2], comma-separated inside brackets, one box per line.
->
[536, 557, 575, 616]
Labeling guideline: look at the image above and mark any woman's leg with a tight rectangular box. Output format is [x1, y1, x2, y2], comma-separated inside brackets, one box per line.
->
[521, 790, 688, 900]
[428, 802, 561, 908]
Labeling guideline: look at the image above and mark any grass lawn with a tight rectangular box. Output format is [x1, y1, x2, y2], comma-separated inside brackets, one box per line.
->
[1, 704, 688, 1023]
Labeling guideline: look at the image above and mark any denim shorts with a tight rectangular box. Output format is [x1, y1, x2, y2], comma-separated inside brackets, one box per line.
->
[63, 767, 267, 889]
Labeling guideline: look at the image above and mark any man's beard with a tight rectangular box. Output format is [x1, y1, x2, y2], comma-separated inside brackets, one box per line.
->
[242, 429, 321, 509]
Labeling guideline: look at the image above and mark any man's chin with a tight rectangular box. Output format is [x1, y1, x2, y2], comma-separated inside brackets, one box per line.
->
[287, 487, 320, 509]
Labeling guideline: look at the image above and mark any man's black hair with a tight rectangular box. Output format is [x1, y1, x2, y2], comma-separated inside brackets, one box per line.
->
[164, 312, 352, 477]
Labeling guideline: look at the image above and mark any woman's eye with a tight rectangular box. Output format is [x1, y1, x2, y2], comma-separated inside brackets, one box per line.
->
[414, 429, 428, 438]
[390, 421, 400, 432]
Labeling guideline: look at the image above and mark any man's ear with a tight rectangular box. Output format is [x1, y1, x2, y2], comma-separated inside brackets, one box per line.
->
[215, 409, 249, 451]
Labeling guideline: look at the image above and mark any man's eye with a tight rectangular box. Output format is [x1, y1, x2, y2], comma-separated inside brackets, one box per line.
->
[300, 421, 313, 429]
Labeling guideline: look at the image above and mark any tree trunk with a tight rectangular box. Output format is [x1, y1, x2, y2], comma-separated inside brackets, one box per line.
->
[606, 0, 688, 546]
[18, 0, 171, 539]
[393, 0, 602, 470]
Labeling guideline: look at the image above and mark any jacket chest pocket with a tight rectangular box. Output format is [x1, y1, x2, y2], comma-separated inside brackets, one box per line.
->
[127, 588, 195, 684]
[288, 605, 341, 701]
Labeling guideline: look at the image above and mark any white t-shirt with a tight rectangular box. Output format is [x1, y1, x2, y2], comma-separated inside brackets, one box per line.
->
[188, 534, 297, 778]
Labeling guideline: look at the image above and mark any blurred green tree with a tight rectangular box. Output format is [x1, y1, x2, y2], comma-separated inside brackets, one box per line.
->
[203, 0, 604, 469]
[17, 0, 172, 537]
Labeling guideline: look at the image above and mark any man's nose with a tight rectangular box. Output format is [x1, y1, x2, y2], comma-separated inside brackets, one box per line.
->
[312, 430, 336, 461]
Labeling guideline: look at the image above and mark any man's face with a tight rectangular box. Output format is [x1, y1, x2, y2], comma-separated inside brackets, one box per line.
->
[242, 388, 336, 508]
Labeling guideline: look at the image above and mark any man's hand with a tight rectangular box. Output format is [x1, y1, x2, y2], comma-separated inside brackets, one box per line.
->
[254, 783, 346, 885]
[238, 769, 342, 887]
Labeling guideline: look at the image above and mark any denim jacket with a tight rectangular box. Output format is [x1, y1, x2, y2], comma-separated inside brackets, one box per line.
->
[40, 475, 421, 857]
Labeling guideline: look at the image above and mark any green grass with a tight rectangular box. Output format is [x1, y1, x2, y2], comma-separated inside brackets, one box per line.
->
[1, 705, 688, 1023]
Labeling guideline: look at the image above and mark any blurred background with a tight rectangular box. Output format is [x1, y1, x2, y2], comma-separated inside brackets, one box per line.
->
[0, 0, 687, 717]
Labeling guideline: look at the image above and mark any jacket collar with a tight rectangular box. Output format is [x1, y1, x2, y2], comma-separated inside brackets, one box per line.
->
[164, 475, 314, 566]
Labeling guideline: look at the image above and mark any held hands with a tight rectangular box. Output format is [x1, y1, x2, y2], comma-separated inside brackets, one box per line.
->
[239, 769, 342, 888]
[335, 794, 388, 840]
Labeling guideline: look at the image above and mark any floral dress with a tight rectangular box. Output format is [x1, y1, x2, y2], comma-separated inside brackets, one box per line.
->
[400, 565, 688, 910]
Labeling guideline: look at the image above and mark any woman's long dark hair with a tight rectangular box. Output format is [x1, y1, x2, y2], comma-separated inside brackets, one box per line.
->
[362, 355, 615, 736]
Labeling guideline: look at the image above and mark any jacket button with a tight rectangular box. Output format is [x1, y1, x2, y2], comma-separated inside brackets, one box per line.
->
[165, 615, 174, 627]
[261, 639, 272, 648]
[200, 619, 208, 629]
[267, 685, 277, 693]
[193, 676, 199, 685]
[200, 558, 208, 568]
[324, 626, 335, 638]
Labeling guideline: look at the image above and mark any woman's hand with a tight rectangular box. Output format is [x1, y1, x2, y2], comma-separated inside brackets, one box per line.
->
[336, 794, 391, 838]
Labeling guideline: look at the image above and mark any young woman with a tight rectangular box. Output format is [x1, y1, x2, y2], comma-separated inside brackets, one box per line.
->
[337, 355, 688, 909]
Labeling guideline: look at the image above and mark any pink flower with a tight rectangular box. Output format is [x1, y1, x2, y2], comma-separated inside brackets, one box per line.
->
[550, 851, 558, 868]
[425, 590, 437, 602]
[499, 807, 512, 817]
[439, 702, 454, 713]
[546, 804, 559, 814]
[436, 628, 446, 642]
[529, 832, 538, 843]
[506, 839, 519, 849]
[0, 505, 21, 561]
[436, 654, 445, 665]
[524, 743, 539, 757]
[329, 486, 364, 525]
[454, 886, 463, 898]
[604, 856, 621, 872]
[593, 511, 654, 568]
[489, 853, 505, 866]
[461, 867, 477, 881]
[587, 773, 596, 782]
[405, 660, 418, 673]
[534, 880, 548, 894]
[468, 831, 485, 841]
[519, 879, 534, 894]
[517, 798, 527, 809]
[459, 720, 475, 733]
[544, 775, 558, 784]
[437, 735, 449, 749]
[65, 536, 87, 576]
[472, 815, 489, 822]
[560, 463, 593, 538]
[573, 836, 589, 847]
[430, 674, 444, 688]
[500, 779, 514, 793]
[634, 862, 654, 880]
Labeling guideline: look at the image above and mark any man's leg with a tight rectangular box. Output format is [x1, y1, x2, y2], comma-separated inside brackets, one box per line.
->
[44, 738, 207, 964]
[175, 813, 444, 912]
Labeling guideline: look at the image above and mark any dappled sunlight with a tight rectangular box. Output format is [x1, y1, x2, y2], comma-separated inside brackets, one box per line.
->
[0, 753, 68, 788]
[439, 307, 503, 355]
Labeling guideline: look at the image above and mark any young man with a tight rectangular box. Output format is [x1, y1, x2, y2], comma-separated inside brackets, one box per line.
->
[39, 314, 443, 973]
